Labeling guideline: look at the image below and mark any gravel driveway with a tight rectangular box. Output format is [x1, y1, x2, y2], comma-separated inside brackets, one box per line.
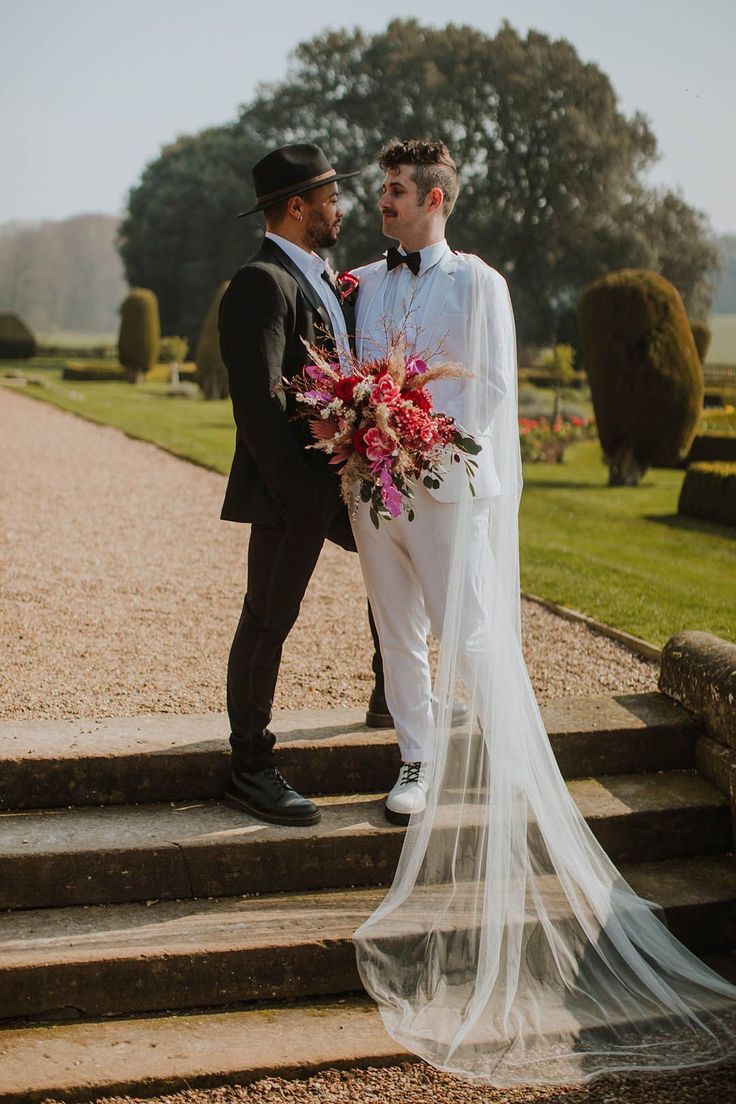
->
[0, 387, 657, 724]
[92, 1058, 736, 1104]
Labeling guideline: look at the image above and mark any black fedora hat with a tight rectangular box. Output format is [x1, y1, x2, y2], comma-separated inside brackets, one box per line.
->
[238, 143, 360, 217]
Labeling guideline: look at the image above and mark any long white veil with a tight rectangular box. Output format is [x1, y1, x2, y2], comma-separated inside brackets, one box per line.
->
[353, 259, 736, 1084]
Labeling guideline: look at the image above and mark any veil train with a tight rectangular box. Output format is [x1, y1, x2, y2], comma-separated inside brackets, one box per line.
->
[353, 260, 736, 1084]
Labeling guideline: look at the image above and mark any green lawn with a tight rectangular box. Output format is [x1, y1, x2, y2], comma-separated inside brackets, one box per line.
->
[4, 366, 735, 647]
[519, 441, 735, 646]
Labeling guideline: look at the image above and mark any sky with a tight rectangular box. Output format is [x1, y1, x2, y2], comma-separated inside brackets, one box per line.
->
[2, 0, 735, 233]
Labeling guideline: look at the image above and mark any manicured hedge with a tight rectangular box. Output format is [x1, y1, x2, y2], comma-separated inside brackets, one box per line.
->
[517, 368, 587, 390]
[118, 288, 160, 383]
[62, 360, 199, 383]
[687, 433, 736, 464]
[689, 320, 712, 365]
[196, 281, 229, 400]
[146, 361, 198, 383]
[678, 462, 736, 527]
[62, 360, 125, 380]
[0, 311, 37, 359]
[578, 270, 703, 484]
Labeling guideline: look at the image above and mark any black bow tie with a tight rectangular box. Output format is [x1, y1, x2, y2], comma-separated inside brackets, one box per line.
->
[386, 247, 421, 275]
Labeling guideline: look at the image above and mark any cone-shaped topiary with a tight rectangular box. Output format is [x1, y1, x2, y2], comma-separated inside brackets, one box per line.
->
[196, 281, 229, 400]
[689, 320, 712, 365]
[0, 311, 37, 359]
[118, 288, 160, 383]
[578, 270, 703, 485]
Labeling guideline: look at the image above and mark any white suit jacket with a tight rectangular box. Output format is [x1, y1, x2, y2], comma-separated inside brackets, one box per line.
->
[352, 250, 508, 501]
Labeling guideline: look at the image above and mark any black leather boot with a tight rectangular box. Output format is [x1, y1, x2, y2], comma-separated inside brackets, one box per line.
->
[225, 765, 320, 826]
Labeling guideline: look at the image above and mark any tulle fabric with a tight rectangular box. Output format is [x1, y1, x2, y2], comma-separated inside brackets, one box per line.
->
[353, 258, 736, 1084]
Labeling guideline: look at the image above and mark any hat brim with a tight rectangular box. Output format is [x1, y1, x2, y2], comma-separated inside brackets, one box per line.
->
[236, 169, 361, 217]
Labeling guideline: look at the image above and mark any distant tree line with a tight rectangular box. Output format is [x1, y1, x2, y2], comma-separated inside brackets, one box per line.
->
[713, 235, 736, 313]
[0, 214, 126, 334]
[118, 19, 720, 346]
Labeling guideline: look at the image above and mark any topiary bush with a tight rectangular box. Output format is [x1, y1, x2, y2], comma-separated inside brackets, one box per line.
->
[158, 335, 189, 364]
[687, 433, 736, 464]
[678, 461, 736, 527]
[689, 320, 712, 365]
[62, 360, 125, 381]
[195, 281, 229, 401]
[117, 288, 160, 383]
[0, 311, 37, 359]
[578, 270, 703, 485]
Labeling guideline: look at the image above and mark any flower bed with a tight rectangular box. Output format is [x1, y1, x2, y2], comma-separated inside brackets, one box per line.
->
[519, 416, 596, 462]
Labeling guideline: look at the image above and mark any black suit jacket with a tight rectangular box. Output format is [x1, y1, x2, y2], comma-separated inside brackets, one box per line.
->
[219, 238, 355, 529]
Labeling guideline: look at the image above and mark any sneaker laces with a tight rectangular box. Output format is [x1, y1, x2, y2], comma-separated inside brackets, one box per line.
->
[400, 761, 424, 787]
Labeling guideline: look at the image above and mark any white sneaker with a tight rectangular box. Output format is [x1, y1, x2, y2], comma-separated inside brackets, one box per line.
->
[385, 761, 428, 825]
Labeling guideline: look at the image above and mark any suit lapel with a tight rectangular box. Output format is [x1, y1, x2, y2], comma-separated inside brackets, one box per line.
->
[339, 295, 356, 352]
[260, 238, 334, 339]
[320, 268, 356, 347]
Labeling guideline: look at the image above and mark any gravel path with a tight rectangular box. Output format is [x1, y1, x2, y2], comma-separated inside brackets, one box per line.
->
[0, 387, 657, 723]
[88, 1059, 736, 1104]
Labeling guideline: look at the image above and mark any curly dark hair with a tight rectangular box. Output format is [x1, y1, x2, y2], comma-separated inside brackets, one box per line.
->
[378, 139, 459, 217]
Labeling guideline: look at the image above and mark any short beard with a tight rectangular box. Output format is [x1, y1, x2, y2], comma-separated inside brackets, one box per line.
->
[305, 213, 338, 250]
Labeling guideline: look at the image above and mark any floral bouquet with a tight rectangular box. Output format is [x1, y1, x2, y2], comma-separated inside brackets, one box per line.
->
[287, 336, 481, 526]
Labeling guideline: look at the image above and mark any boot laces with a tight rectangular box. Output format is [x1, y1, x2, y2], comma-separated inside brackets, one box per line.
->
[263, 766, 289, 795]
[400, 761, 423, 787]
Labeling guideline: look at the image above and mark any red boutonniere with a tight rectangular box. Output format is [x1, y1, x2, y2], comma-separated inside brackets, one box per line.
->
[337, 271, 360, 305]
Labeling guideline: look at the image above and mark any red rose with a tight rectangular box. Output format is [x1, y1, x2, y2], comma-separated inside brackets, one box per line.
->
[335, 375, 358, 403]
[352, 427, 369, 455]
[406, 387, 432, 412]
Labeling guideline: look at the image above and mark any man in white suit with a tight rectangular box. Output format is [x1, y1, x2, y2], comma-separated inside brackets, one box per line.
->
[350, 139, 512, 824]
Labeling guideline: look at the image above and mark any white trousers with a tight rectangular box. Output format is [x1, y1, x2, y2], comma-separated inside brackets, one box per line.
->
[351, 482, 490, 762]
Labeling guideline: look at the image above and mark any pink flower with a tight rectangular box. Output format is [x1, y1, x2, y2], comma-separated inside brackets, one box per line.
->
[303, 388, 332, 404]
[372, 373, 401, 406]
[304, 364, 329, 383]
[309, 418, 351, 466]
[379, 468, 403, 518]
[364, 426, 398, 464]
[404, 355, 428, 378]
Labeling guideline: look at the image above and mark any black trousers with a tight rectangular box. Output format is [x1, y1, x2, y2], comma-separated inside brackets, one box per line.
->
[227, 495, 384, 772]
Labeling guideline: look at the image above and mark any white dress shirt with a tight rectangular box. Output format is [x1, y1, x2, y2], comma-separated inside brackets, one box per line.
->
[265, 232, 350, 370]
[380, 239, 452, 348]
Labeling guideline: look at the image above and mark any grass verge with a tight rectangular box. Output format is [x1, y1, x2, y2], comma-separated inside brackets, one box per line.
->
[519, 441, 736, 646]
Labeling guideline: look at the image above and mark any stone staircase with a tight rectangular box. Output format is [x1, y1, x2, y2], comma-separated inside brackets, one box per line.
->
[1, 693, 735, 1102]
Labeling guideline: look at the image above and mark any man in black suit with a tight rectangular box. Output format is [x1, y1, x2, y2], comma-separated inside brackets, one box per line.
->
[219, 144, 386, 827]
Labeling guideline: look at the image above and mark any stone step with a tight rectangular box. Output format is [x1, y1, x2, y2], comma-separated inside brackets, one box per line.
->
[0, 772, 728, 910]
[0, 996, 411, 1104]
[0, 693, 700, 810]
[4, 950, 736, 1104]
[1, 855, 734, 1024]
